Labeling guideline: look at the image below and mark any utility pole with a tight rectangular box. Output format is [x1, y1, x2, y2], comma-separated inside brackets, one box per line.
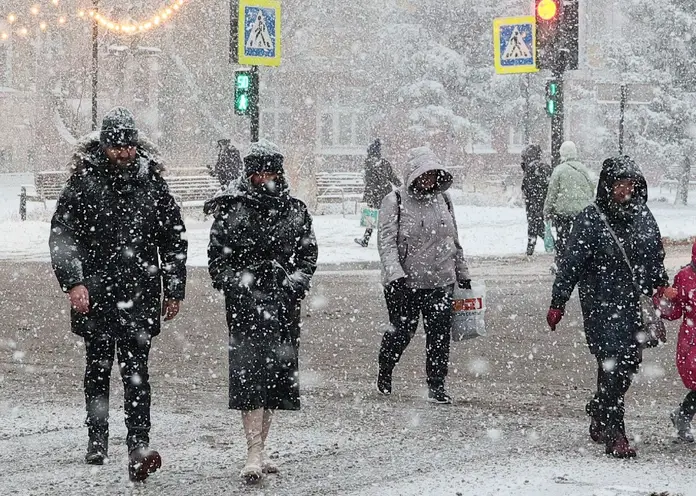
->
[618, 83, 627, 155]
[524, 73, 531, 144]
[250, 66, 260, 142]
[91, 0, 99, 131]
[550, 63, 565, 167]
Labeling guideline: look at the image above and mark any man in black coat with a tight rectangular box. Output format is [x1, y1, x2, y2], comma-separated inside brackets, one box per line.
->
[214, 139, 243, 188]
[205, 139, 318, 483]
[355, 139, 401, 247]
[521, 144, 552, 256]
[546, 156, 668, 458]
[49, 107, 188, 481]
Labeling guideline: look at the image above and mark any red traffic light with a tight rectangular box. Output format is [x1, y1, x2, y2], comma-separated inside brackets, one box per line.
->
[537, 0, 559, 21]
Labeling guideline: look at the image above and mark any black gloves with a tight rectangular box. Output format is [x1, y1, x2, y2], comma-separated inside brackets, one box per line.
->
[459, 279, 472, 290]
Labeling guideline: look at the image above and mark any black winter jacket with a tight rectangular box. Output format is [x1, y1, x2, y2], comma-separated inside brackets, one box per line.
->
[49, 134, 188, 338]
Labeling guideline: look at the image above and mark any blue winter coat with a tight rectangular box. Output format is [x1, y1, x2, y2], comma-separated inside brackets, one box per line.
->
[550, 157, 668, 358]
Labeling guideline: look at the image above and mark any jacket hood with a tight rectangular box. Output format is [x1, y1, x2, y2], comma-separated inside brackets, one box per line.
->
[70, 132, 164, 176]
[595, 156, 648, 215]
[560, 141, 579, 162]
[522, 144, 542, 165]
[404, 147, 453, 195]
[368, 139, 381, 158]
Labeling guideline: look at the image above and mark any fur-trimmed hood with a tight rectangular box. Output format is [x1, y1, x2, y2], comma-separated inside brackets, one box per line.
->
[69, 132, 165, 176]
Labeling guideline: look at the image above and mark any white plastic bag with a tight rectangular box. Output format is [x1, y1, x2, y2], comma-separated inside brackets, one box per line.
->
[452, 281, 486, 341]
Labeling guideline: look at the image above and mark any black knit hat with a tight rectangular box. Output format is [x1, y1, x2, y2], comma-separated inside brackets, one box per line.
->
[244, 139, 284, 176]
[100, 107, 139, 147]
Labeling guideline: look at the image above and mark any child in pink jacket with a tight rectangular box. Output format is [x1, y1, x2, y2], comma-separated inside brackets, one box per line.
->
[656, 243, 696, 442]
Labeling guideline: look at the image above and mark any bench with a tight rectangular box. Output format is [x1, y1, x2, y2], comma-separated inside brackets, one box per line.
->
[19, 171, 69, 220]
[658, 179, 696, 193]
[316, 172, 364, 215]
[164, 175, 221, 206]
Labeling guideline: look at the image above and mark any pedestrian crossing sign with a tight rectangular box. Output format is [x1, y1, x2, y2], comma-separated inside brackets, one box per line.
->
[238, 0, 281, 67]
[494, 16, 538, 75]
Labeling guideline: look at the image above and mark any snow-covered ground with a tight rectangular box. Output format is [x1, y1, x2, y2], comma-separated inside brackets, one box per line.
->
[2, 174, 696, 266]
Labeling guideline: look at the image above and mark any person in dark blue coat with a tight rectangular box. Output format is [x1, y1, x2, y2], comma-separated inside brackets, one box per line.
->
[546, 156, 668, 458]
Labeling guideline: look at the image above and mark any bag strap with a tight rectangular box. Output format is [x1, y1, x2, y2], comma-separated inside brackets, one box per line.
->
[592, 203, 642, 293]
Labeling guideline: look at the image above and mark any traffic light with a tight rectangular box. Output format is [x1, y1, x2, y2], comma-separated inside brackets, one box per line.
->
[546, 79, 561, 116]
[535, 0, 561, 70]
[234, 69, 257, 115]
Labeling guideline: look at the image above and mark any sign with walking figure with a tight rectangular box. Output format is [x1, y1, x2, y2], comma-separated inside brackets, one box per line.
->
[238, 0, 281, 67]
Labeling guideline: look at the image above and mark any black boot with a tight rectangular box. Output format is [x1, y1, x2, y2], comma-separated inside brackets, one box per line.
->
[526, 237, 536, 256]
[128, 446, 162, 482]
[377, 367, 392, 395]
[85, 426, 109, 465]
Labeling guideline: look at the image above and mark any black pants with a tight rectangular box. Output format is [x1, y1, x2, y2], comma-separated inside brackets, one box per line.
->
[84, 332, 152, 450]
[586, 352, 640, 441]
[680, 391, 696, 419]
[361, 228, 374, 245]
[552, 215, 574, 265]
[379, 285, 453, 389]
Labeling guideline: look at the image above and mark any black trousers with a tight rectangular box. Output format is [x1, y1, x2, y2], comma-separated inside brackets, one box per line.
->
[360, 228, 374, 245]
[586, 352, 640, 441]
[379, 285, 453, 389]
[680, 391, 696, 419]
[552, 215, 574, 265]
[84, 332, 152, 450]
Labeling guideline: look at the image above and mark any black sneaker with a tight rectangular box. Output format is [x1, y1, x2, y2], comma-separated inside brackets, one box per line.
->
[354, 238, 369, 248]
[428, 388, 452, 404]
[128, 447, 162, 482]
[377, 369, 392, 395]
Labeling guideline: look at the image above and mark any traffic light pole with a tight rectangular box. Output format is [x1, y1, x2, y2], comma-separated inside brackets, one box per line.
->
[550, 68, 564, 167]
[619, 83, 627, 155]
[250, 65, 260, 142]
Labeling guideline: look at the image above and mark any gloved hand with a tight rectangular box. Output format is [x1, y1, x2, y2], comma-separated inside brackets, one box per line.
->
[285, 270, 312, 296]
[459, 279, 472, 290]
[387, 277, 407, 293]
[547, 307, 564, 331]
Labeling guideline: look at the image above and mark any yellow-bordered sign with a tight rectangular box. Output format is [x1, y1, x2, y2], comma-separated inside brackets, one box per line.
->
[493, 16, 538, 75]
[238, 0, 281, 67]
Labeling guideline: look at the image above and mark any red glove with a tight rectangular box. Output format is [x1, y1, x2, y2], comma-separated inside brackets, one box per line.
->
[547, 308, 564, 331]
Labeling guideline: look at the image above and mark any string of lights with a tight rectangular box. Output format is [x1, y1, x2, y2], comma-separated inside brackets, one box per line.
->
[1, 0, 190, 39]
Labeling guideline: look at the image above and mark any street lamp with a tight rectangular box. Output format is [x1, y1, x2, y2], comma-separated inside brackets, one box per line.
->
[92, 0, 99, 131]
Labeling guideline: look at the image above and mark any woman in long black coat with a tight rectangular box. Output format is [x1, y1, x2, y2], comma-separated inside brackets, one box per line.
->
[205, 140, 318, 483]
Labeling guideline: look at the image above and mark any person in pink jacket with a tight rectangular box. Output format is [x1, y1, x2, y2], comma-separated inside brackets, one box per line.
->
[656, 242, 696, 442]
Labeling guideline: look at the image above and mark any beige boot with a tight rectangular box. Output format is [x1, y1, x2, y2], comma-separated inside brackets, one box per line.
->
[261, 409, 278, 474]
[240, 409, 264, 483]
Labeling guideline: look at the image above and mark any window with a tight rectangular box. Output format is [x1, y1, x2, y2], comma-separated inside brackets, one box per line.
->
[260, 91, 291, 144]
[471, 129, 496, 154]
[317, 88, 369, 154]
[508, 126, 525, 154]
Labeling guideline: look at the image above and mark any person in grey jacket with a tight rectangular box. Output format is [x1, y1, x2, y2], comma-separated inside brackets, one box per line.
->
[544, 141, 595, 266]
[377, 147, 470, 404]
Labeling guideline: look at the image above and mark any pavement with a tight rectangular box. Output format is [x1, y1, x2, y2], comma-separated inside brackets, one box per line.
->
[1, 251, 696, 495]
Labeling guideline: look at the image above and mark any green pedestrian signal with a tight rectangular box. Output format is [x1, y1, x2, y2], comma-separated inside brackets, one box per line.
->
[234, 69, 257, 115]
[545, 79, 561, 116]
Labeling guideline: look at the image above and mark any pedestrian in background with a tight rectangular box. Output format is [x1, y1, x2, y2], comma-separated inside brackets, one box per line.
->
[521, 144, 552, 256]
[49, 107, 187, 481]
[213, 139, 243, 188]
[205, 139, 318, 484]
[355, 139, 401, 247]
[543, 141, 594, 269]
[547, 156, 668, 458]
[377, 147, 470, 404]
